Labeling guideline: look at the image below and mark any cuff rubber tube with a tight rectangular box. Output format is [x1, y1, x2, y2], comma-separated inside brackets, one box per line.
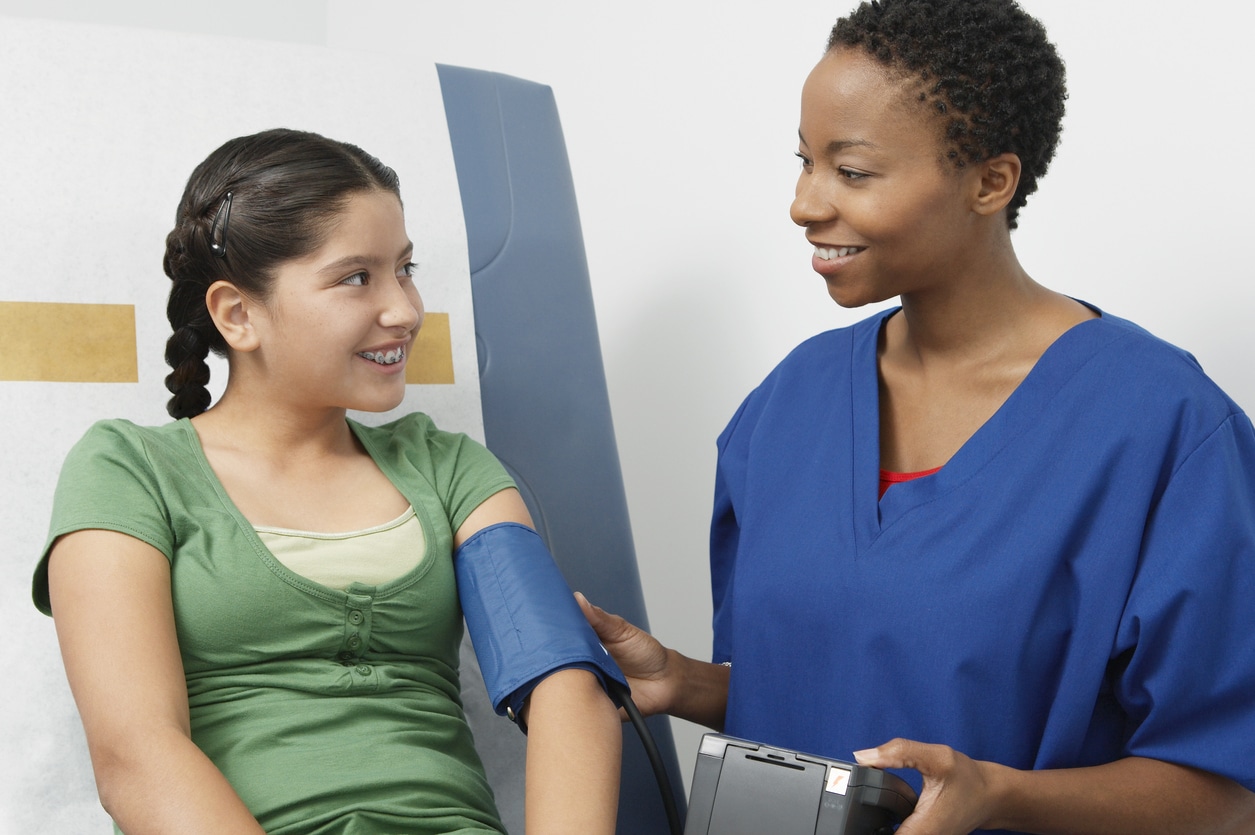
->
[455, 522, 628, 725]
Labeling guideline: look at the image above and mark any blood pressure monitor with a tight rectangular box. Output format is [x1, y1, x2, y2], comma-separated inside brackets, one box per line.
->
[684, 734, 917, 835]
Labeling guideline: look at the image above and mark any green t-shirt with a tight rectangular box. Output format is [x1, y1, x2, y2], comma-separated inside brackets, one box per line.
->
[35, 414, 515, 834]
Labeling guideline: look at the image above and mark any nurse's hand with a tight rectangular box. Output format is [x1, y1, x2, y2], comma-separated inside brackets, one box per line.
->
[854, 739, 1001, 835]
[575, 592, 672, 716]
[577, 592, 731, 730]
[857, 740, 1255, 835]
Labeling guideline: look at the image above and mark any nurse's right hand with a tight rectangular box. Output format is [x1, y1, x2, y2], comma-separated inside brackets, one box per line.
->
[576, 592, 674, 717]
[577, 592, 730, 730]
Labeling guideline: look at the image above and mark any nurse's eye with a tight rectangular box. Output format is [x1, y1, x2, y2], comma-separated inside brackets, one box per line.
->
[839, 167, 870, 181]
[795, 151, 813, 171]
[341, 271, 369, 287]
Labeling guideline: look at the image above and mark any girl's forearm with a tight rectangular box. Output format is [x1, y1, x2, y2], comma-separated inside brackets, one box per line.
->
[523, 668, 622, 834]
[91, 726, 264, 835]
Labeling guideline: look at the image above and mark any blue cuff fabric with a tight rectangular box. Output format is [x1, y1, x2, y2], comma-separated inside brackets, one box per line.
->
[455, 522, 628, 730]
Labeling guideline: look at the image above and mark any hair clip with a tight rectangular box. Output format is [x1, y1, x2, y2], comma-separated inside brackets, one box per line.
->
[209, 192, 233, 259]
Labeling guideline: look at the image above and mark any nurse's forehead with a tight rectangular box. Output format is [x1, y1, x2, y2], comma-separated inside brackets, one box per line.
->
[798, 131, 881, 154]
[803, 49, 925, 112]
[799, 81, 937, 153]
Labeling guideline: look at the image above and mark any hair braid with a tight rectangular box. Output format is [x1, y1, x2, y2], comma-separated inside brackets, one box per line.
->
[162, 206, 227, 419]
[163, 324, 212, 419]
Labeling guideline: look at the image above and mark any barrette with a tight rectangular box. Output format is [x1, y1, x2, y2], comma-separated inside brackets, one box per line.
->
[209, 192, 233, 258]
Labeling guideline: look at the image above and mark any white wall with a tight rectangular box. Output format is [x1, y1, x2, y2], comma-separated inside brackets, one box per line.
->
[0, 0, 325, 42]
[5, 0, 1254, 821]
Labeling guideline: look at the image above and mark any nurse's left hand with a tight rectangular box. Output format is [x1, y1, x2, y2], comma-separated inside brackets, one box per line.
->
[854, 739, 1005, 835]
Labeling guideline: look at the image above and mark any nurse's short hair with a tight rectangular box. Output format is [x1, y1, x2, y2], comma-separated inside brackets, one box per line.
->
[829, 0, 1067, 230]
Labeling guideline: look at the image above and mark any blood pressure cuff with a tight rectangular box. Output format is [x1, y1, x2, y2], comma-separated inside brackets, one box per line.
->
[455, 522, 628, 728]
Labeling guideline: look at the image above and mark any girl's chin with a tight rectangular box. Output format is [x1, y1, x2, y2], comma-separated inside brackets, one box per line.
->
[347, 386, 409, 415]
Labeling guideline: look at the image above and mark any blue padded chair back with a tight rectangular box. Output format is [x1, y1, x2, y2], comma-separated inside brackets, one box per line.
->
[438, 65, 687, 833]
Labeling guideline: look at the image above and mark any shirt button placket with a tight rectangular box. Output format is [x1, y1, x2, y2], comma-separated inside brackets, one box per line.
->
[342, 593, 375, 683]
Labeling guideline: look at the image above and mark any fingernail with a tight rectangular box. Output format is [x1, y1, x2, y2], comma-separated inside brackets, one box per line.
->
[852, 748, 878, 764]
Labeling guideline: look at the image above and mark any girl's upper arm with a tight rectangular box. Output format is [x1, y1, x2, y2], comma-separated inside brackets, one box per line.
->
[48, 529, 191, 745]
[452, 487, 534, 548]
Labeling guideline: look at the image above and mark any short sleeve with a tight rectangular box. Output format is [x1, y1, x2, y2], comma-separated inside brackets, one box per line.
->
[357, 413, 516, 534]
[1114, 412, 1255, 791]
[710, 395, 757, 666]
[32, 420, 176, 615]
[709, 457, 739, 666]
[427, 428, 516, 532]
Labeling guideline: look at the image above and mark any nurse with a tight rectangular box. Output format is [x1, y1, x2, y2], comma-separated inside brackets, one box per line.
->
[581, 1, 1255, 833]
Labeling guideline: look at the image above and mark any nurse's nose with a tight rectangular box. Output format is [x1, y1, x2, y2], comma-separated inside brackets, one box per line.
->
[790, 167, 836, 228]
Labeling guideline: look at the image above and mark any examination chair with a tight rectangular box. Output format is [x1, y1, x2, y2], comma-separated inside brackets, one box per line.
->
[441, 65, 686, 834]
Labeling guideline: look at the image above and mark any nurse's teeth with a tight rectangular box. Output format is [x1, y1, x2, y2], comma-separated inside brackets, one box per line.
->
[815, 246, 863, 260]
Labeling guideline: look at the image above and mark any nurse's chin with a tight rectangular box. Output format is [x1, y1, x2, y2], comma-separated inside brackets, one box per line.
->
[822, 280, 897, 310]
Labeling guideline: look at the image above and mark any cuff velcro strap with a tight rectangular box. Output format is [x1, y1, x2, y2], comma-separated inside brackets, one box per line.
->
[455, 522, 628, 729]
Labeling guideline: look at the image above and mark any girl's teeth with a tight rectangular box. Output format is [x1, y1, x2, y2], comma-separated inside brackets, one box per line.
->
[359, 349, 404, 365]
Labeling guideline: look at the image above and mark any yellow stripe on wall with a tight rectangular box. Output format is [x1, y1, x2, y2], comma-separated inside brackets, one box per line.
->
[406, 312, 455, 385]
[0, 301, 138, 382]
[0, 302, 455, 386]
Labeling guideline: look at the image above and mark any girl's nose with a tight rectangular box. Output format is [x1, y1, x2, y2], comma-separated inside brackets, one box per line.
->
[381, 278, 423, 333]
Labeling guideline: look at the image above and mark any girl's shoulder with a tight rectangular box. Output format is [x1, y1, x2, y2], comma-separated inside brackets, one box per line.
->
[65, 417, 200, 474]
[350, 411, 473, 455]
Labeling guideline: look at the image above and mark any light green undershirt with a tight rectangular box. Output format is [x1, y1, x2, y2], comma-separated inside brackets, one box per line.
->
[255, 506, 424, 591]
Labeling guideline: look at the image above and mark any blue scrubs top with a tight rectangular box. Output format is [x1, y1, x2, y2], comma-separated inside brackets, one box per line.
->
[711, 308, 1255, 812]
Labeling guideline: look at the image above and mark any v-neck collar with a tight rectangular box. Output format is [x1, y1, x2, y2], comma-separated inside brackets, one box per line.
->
[175, 417, 439, 601]
[851, 305, 1124, 550]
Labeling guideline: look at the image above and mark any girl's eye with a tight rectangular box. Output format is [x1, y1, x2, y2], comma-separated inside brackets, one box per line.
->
[399, 262, 418, 279]
[341, 271, 368, 287]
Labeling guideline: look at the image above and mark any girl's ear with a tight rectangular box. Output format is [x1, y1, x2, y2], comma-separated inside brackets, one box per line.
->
[204, 280, 261, 352]
[972, 152, 1022, 217]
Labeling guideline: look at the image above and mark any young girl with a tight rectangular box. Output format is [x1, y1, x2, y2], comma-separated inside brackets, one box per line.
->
[34, 128, 621, 834]
[581, 1, 1255, 833]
